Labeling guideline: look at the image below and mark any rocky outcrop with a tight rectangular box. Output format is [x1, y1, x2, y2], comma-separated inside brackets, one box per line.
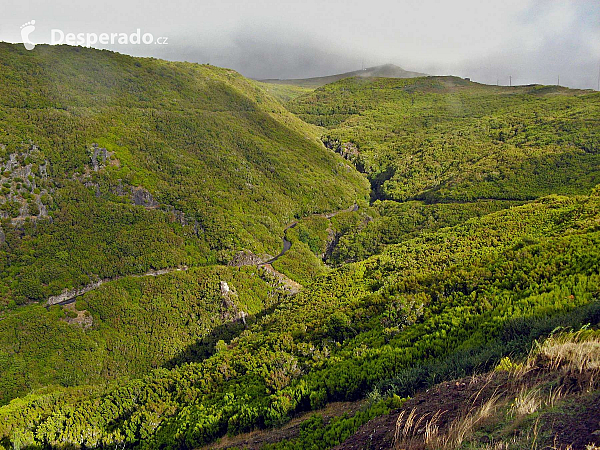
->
[229, 250, 273, 267]
[259, 264, 302, 295]
[82, 146, 160, 208]
[322, 137, 365, 173]
[39, 161, 48, 179]
[340, 142, 360, 160]
[0, 143, 52, 224]
[131, 186, 159, 208]
[90, 144, 111, 172]
[219, 281, 247, 324]
[46, 266, 188, 306]
[83, 145, 203, 232]
[163, 206, 203, 234]
[62, 303, 93, 329]
[47, 280, 104, 306]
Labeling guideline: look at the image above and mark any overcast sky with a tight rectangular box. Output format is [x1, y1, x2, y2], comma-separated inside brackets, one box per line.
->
[1, 0, 599, 89]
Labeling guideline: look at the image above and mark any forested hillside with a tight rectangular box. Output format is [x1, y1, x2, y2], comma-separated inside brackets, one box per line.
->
[2, 190, 599, 448]
[0, 43, 368, 308]
[290, 76, 599, 202]
[0, 43, 368, 405]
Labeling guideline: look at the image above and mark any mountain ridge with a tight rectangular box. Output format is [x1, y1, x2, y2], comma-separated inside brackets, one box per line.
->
[259, 63, 426, 88]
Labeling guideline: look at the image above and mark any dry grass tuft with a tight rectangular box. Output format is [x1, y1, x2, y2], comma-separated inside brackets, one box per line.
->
[392, 330, 600, 450]
[511, 387, 542, 416]
[534, 331, 600, 373]
[394, 395, 501, 450]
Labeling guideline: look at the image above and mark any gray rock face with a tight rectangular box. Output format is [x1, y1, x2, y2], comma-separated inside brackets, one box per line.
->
[220, 281, 230, 296]
[340, 142, 360, 160]
[90, 144, 109, 172]
[112, 181, 126, 196]
[131, 186, 159, 208]
[18, 202, 29, 217]
[12, 165, 32, 182]
[5, 153, 19, 171]
[47, 280, 104, 306]
[37, 199, 47, 217]
[219, 280, 247, 324]
[0, 144, 51, 224]
[39, 161, 49, 179]
[0, 226, 5, 244]
[83, 146, 165, 212]
[45, 266, 189, 306]
[162, 205, 203, 235]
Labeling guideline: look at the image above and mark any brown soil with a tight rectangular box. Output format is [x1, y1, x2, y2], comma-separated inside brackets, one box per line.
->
[335, 369, 600, 450]
[333, 373, 512, 450]
[541, 390, 600, 449]
[196, 365, 599, 450]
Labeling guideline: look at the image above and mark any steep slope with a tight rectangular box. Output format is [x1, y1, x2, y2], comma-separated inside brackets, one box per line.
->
[0, 43, 369, 308]
[0, 264, 293, 404]
[201, 327, 600, 449]
[2, 188, 599, 448]
[289, 76, 600, 202]
[260, 64, 426, 88]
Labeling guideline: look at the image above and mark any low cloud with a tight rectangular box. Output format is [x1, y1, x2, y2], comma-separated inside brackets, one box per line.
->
[1, 0, 598, 88]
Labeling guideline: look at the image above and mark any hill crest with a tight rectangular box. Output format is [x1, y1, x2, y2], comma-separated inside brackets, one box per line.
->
[259, 63, 426, 87]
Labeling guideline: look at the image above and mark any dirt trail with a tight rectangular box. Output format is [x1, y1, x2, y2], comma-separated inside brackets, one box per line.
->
[203, 400, 367, 449]
[254, 203, 358, 293]
[262, 203, 358, 265]
[45, 266, 188, 307]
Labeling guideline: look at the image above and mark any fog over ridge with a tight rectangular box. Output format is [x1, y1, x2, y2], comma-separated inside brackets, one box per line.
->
[1, 0, 599, 89]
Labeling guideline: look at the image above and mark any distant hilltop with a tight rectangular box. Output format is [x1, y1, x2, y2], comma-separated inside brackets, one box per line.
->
[259, 64, 427, 88]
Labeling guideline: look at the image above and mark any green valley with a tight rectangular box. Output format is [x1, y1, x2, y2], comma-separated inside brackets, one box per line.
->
[0, 42, 599, 450]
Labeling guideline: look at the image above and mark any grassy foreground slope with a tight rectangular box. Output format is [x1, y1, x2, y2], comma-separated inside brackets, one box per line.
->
[0, 43, 368, 307]
[2, 189, 599, 448]
[289, 76, 600, 202]
[334, 329, 600, 449]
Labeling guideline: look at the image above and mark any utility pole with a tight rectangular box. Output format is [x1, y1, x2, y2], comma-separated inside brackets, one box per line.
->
[509, 76, 512, 87]
[558, 75, 560, 86]
[597, 60, 600, 91]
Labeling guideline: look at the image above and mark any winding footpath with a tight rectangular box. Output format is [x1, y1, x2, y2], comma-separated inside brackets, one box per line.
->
[46, 267, 189, 307]
[262, 203, 358, 265]
[44, 203, 359, 306]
